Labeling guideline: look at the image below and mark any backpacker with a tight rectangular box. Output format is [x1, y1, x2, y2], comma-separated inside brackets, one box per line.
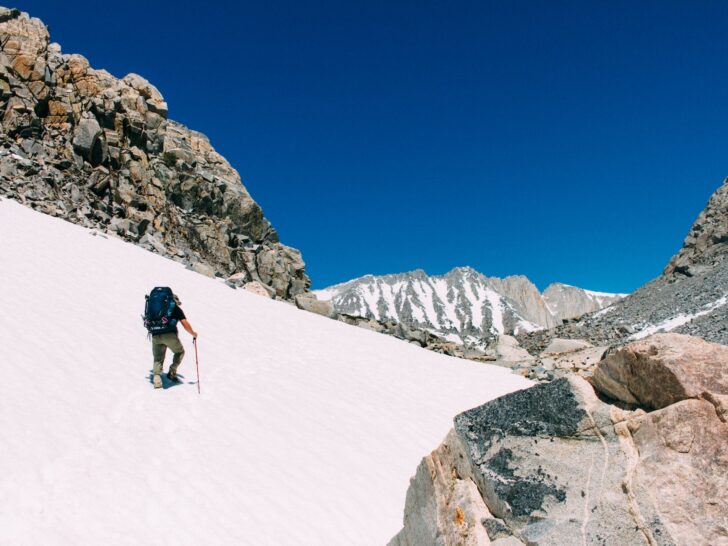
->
[143, 287, 178, 335]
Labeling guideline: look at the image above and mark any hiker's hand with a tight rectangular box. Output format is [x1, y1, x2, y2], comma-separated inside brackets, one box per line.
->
[193, 331, 198, 339]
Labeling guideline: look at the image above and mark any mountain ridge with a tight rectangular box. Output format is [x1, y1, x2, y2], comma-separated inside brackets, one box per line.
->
[316, 266, 625, 345]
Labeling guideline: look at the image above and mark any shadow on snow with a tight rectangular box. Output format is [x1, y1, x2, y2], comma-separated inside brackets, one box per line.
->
[147, 371, 196, 389]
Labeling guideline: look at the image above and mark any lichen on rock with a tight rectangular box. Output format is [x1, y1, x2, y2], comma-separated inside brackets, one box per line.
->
[391, 351, 728, 545]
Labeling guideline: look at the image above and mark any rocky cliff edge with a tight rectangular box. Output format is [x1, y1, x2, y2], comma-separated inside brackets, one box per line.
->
[0, 7, 309, 299]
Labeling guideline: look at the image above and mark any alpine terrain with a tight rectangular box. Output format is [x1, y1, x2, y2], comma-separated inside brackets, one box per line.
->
[0, 8, 535, 544]
[2, 4, 728, 546]
[389, 176, 728, 545]
[518, 176, 728, 354]
[316, 268, 624, 345]
[0, 7, 308, 300]
[0, 198, 531, 545]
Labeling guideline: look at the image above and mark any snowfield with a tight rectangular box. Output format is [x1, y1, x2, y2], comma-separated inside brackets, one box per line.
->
[0, 199, 530, 546]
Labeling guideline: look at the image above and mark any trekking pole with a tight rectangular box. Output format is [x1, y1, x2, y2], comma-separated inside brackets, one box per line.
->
[193, 338, 201, 395]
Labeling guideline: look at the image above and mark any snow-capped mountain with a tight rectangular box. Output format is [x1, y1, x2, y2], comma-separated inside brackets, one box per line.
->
[543, 282, 626, 321]
[0, 199, 530, 545]
[315, 268, 625, 345]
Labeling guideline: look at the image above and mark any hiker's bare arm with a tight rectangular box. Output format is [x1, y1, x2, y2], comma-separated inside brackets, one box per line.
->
[180, 319, 198, 338]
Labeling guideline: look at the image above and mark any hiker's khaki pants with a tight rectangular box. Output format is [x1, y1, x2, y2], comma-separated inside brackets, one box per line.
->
[152, 333, 185, 377]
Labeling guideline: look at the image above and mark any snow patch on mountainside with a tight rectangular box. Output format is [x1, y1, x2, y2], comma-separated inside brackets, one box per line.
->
[0, 199, 531, 545]
[316, 271, 625, 345]
[593, 304, 617, 318]
[630, 294, 728, 340]
[583, 288, 630, 307]
[512, 317, 543, 334]
[483, 287, 504, 334]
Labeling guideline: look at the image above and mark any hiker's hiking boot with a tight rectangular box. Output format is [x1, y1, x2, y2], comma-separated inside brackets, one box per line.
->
[167, 371, 180, 383]
[153, 375, 163, 389]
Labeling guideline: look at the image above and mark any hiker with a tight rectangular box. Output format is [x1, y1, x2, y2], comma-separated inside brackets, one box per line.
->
[143, 287, 198, 389]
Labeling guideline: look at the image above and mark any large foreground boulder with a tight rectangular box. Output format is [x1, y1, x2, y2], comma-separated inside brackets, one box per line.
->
[388, 429, 492, 546]
[390, 363, 728, 545]
[592, 332, 728, 410]
[452, 376, 649, 545]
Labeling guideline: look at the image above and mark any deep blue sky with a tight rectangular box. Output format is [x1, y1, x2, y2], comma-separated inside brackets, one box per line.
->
[23, 1, 728, 292]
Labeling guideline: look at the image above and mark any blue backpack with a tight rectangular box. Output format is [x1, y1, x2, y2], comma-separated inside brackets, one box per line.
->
[143, 287, 178, 335]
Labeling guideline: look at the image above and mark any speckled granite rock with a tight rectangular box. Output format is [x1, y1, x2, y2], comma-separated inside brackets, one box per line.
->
[391, 363, 728, 545]
[387, 429, 494, 546]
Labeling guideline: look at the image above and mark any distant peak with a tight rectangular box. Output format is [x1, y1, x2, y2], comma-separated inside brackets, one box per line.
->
[543, 282, 573, 291]
[445, 266, 478, 276]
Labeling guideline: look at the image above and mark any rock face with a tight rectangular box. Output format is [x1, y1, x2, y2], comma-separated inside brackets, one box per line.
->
[519, 259, 728, 354]
[665, 177, 728, 278]
[542, 283, 625, 322]
[0, 8, 309, 299]
[294, 292, 335, 319]
[315, 268, 623, 345]
[390, 334, 728, 546]
[592, 333, 728, 410]
[484, 335, 535, 365]
[387, 429, 496, 546]
[518, 178, 728, 353]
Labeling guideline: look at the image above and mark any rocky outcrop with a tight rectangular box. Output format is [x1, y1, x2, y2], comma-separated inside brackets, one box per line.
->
[541, 338, 593, 355]
[483, 335, 535, 365]
[592, 333, 728, 411]
[0, 8, 309, 299]
[294, 292, 336, 319]
[518, 178, 728, 353]
[391, 334, 728, 545]
[478, 335, 608, 384]
[665, 177, 728, 278]
[241, 281, 275, 298]
[387, 429, 497, 546]
[538, 344, 608, 380]
[334, 312, 489, 360]
[518, 259, 728, 353]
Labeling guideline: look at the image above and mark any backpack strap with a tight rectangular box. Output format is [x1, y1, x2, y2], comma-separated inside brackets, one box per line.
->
[165, 298, 178, 327]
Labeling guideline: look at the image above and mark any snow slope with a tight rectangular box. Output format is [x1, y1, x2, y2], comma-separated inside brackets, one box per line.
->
[0, 199, 530, 546]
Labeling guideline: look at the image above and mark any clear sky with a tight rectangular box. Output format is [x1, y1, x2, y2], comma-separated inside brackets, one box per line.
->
[22, 0, 728, 292]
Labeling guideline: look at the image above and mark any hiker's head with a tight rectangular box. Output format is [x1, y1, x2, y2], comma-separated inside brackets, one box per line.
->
[173, 294, 181, 306]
